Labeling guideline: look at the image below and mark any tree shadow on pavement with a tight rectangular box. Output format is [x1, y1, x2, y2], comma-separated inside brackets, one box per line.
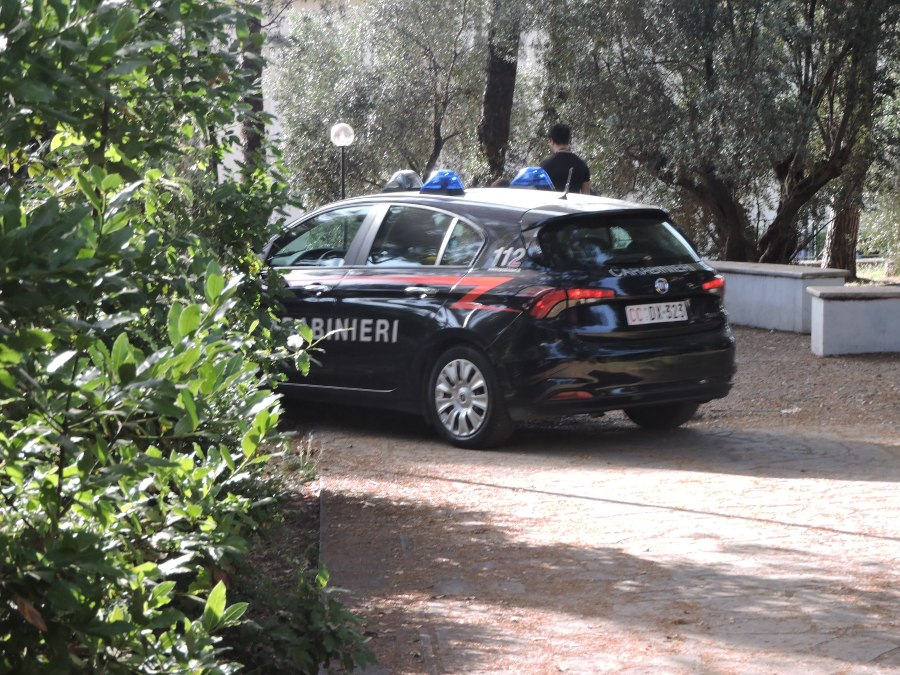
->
[506, 422, 900, 483]
[283, 398, 900, 483]
[321, 492, 900, 674]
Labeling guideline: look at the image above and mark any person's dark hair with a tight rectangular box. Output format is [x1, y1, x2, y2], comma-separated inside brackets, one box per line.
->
[548, 123, 571, 145]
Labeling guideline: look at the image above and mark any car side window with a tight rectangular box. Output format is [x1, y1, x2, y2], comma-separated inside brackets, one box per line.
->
[367, 206, 455, 267]
[268, 206, 370, 267]
[438, 220, 484, 266]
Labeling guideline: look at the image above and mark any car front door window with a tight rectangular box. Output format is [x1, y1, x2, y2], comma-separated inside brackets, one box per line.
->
[269, 206, 370, 267]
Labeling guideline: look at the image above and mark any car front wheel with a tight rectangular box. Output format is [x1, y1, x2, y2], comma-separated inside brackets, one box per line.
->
[427, 346, 514, 449]
[624, 402, 700, 430]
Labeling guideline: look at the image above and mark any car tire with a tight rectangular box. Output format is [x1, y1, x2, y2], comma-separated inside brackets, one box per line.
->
[427, 346, 514, 449]
[624, 402, 700, 430]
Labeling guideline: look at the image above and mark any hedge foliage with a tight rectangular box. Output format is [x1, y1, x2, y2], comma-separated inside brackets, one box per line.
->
[1, 0, 371, 671]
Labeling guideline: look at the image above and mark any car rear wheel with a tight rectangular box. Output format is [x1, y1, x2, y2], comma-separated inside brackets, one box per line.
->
[428, 346, 514, 449]
[624, 402, 700, 430]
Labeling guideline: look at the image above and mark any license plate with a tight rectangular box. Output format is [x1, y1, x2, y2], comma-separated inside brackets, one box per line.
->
[626, 301, 688, 326]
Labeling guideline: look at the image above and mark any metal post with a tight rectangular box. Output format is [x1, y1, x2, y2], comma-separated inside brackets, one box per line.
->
[330, 122, 354, 201]
[340, 146, 346, 200]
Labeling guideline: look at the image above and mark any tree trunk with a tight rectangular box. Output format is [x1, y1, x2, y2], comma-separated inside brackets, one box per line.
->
[823, 203, 860, 277]
[671, 168, 757, 261]
[757, 158, 845, 263]
[821, 5, 880, 280]
[423, 121, 445, 179]
[239, 14, 265, 176]
[477, 1, 520, 183]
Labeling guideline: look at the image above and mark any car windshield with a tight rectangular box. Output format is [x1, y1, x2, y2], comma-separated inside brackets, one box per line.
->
[537, 215, 699, 270]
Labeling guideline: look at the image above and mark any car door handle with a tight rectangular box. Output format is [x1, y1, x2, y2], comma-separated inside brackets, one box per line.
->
[303, 283, 332, 295]
[405, 286, 438, 298]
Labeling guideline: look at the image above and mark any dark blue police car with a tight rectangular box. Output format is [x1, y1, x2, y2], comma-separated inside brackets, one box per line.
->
[264, 169, 735, 448]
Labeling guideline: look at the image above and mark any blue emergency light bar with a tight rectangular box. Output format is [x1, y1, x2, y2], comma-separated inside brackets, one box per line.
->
[510, 166, 554, 190]
[420, 170, 465, 195]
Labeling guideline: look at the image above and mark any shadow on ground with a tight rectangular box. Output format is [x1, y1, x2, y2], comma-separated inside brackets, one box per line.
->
[322, 492, 900, 673]
[282, 399, 900, 483]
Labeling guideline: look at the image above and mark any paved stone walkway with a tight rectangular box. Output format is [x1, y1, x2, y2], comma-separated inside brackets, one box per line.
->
[319, 418, 900, 674]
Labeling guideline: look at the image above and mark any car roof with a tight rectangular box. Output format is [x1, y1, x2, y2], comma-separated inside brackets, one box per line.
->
[329, 187, 667, 230]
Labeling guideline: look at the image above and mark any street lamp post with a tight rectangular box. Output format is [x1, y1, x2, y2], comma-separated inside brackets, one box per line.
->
[330, 122, 355, 200]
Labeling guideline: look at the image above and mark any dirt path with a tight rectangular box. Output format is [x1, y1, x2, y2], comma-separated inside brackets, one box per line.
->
[295, 327, 900, 673]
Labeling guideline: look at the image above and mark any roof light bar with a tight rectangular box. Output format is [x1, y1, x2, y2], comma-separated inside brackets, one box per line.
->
[420, 170, 465, 195]
[383, 169, 423, 192]
[510, 166, 554, 190]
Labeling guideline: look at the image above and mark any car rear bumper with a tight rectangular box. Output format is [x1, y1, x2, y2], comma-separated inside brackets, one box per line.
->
[500, 328, 736, 421]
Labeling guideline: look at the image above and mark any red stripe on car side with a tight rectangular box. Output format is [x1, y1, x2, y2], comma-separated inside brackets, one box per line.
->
[321, 272, 516, 310]
[450, 275, 515, 309]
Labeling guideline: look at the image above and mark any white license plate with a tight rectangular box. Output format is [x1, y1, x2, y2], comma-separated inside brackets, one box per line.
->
[626, 301, 688, 326]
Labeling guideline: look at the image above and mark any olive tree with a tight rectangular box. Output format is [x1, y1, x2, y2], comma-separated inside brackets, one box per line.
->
[538, 0, 898, 263]
[267, 0, 488, 207]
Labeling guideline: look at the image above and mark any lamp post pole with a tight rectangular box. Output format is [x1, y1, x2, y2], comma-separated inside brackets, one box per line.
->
[330, 122, 355, 200]
[340, 146, 346, 200]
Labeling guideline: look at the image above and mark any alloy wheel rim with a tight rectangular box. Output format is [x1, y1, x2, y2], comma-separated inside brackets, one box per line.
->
[434, 358, 489, 438]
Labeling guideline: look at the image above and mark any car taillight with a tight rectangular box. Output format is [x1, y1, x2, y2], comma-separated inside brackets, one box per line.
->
[702, 275, 725, 296]
[525, 287, 616, 319]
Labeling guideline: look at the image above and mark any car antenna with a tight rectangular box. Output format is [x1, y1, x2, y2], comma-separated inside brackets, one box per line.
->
[559, 168, 573, 200]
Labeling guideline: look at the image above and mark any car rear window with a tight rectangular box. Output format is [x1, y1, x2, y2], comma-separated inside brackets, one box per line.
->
[537, 215, 699, 271]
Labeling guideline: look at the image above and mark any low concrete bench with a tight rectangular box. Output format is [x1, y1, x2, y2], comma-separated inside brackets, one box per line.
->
[711, 261, 849, 333]
[807, 285, 900, 356]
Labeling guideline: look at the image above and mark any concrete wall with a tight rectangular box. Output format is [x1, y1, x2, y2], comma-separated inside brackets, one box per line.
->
[710, 261, 849, 333]
[808, 286, 900, 356]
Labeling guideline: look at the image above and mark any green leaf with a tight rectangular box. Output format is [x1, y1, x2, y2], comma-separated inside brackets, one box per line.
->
[150, 581, 176, 608]
[83, 619, 134, 639]
[180, 389, 198, 430]
[296, 351, 311, 376]
[101, 210, 130, 235]
[201, 581, 227, 632]
[13, 80, 53, 103]
[4, 463, 24, 487]
[241, 429, 260, 458]
[297, 321, 314, 344]
[111, 332, 130, 369]
[107, 57, 151, 76]
[221, 445, 236, 472]
[75, 171, 103, 212]
[101, 173, 123, 191]
[11, 329, 53, 350]
[158, 553, 194, 577]
[117, 361, 136, 384]
[204, 261, 225, 302]
[220, 602, 248, 627]
[0, 344, 23, 365]
[178, 304, 201, 338]
[167, 303, 184, 345]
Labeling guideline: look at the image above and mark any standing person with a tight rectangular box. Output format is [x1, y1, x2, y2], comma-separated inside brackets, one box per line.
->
[539, 123, 591, 194]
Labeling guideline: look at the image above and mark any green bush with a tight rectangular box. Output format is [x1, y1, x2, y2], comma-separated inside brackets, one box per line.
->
[1, 0, 371, 671]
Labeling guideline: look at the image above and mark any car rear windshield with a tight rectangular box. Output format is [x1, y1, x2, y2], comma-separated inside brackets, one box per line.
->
[537, 214, 699, 271]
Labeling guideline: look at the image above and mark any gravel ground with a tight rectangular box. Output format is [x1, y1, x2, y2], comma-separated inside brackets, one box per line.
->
[689, 327, 899, 441]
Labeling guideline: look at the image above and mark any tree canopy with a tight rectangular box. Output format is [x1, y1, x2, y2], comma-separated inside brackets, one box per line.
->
[270, 0, 898, 264]
[268, 0, 487, 205]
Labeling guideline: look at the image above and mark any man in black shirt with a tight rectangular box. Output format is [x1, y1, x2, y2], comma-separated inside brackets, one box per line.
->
[539, 124, 591, 194]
